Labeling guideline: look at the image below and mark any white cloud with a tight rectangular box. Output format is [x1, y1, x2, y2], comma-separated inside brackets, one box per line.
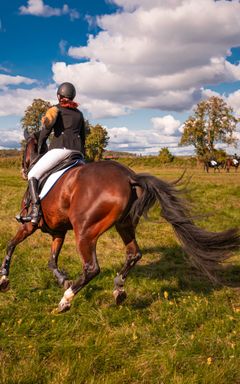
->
[50, 0, 240, 118]
[151, 115, 181, 135]
[0, 84, 56, 117]
[0, 129, 23, 148]
[106, 115, 183, 154]
[108, 0, 185, 12]
[19, 0, 79, 20]
[226, 89, 240, 116]
[0, 73, 36, 89]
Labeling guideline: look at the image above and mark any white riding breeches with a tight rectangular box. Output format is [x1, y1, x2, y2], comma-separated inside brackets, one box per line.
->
[28, 148, 73, 180]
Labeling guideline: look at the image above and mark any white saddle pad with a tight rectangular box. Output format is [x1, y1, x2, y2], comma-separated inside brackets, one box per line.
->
[39, 161, 80, 200]
[210, 160, 217, 166]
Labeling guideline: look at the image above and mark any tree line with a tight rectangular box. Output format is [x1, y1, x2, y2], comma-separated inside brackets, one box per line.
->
[21, 96, 240, 162]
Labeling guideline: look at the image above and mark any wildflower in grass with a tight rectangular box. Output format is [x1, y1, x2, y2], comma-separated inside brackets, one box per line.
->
[132, 322, 138, 341]
[207, 357, 213, 365]
[233, 306, 240, 313]
[163, 291, 169, 300]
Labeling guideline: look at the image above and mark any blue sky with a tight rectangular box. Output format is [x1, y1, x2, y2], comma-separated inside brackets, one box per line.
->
[1, 0, 240, 154]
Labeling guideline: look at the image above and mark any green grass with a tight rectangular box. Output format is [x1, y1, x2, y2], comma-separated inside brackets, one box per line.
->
[0, 165, 240, 384]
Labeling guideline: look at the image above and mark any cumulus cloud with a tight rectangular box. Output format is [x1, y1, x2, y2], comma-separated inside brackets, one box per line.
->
[19, 0, 79, 20]
[226, 89, 240, 116]
[106, 114, 184, 154]
[0, 129, 23, 148]
[107, 125, 179, 153]
[50, 0, 240, 118]
[0, 73, 36, 89]
[151, 115, 181, 135]
[0, 84, 56, 117]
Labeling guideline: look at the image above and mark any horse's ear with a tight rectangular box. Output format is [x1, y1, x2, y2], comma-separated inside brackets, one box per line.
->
[23, 128, 30, 141]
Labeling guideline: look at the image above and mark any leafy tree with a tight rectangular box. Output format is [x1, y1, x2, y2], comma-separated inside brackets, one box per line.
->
[158, 147, 174, 163]
[21, 98, 51, 134]
[179, 96, 239, 158]
[85, 124, 109, 161]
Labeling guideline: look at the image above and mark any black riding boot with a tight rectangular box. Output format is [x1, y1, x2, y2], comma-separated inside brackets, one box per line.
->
[20, 178, 41, 225]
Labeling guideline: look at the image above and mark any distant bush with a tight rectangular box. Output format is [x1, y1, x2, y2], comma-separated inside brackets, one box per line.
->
[158, 147, 174, 163]
[0, 155, 22, 169]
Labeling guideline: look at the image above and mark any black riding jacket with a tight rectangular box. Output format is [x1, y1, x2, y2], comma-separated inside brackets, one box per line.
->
[38, 104, 86, 155]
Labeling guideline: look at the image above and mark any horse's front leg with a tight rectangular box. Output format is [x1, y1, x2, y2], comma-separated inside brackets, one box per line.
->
[0, 224, 36, 291]
[57, 230, 100, 313]
[114, 219, 142, 305]
[48, 234, 70, 288]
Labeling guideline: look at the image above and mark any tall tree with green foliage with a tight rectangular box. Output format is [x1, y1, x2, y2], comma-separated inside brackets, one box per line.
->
[179, 96, 239, 158]
[85, 124, 109, 161]
[21, 98, 51, 134]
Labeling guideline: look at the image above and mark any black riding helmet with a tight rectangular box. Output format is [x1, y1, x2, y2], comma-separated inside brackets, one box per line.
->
[57, 82, 76, 100]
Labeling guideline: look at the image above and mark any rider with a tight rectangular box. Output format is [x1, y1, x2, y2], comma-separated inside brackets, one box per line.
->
[233, 153, 239, 165]
[21, 82, 86, 225]
[210, 156, 217, 166]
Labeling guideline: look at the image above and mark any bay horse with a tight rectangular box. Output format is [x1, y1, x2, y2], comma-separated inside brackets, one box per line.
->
[225, 158, 239, 173]
[1, 131, 240, 313]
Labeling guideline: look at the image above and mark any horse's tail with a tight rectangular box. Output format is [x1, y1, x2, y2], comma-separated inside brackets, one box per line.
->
[129, 173, 240, 281]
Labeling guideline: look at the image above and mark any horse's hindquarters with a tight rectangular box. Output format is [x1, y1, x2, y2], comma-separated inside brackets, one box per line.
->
[40, 161, 134, 234]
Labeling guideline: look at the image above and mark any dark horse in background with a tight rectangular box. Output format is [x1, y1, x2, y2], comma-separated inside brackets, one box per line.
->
[225, 157, 240, 173]
[204, 160, 225, 173]
[1, 131, 240, 313]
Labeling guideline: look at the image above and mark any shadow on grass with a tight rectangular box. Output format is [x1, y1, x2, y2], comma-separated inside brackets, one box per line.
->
[94, 244, 240, 303]
[8, 242, 239, 311]
[139, 245, 240, 288]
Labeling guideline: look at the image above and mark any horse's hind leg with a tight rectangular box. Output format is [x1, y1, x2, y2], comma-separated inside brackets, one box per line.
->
[48, 235, 69, 288]
[114, 218, 142, 305]
[57, 228, 100, 313]
[0, 224, 36, 291]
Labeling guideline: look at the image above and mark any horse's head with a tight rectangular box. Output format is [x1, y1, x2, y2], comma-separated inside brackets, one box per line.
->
[21, 129, 47, 180]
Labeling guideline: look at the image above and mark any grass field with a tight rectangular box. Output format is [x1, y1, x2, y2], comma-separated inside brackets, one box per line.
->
[0, 164, 240, 384]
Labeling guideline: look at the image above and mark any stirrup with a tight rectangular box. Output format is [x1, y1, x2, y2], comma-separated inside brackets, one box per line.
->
[15, 207, 41, 225]
[15, 214, 31, 223]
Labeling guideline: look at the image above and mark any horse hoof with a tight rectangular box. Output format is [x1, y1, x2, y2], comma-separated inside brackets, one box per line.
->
[57, 301, 71, 314]
[113, 289, 127, 305]
[0, 276, 10, 292]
